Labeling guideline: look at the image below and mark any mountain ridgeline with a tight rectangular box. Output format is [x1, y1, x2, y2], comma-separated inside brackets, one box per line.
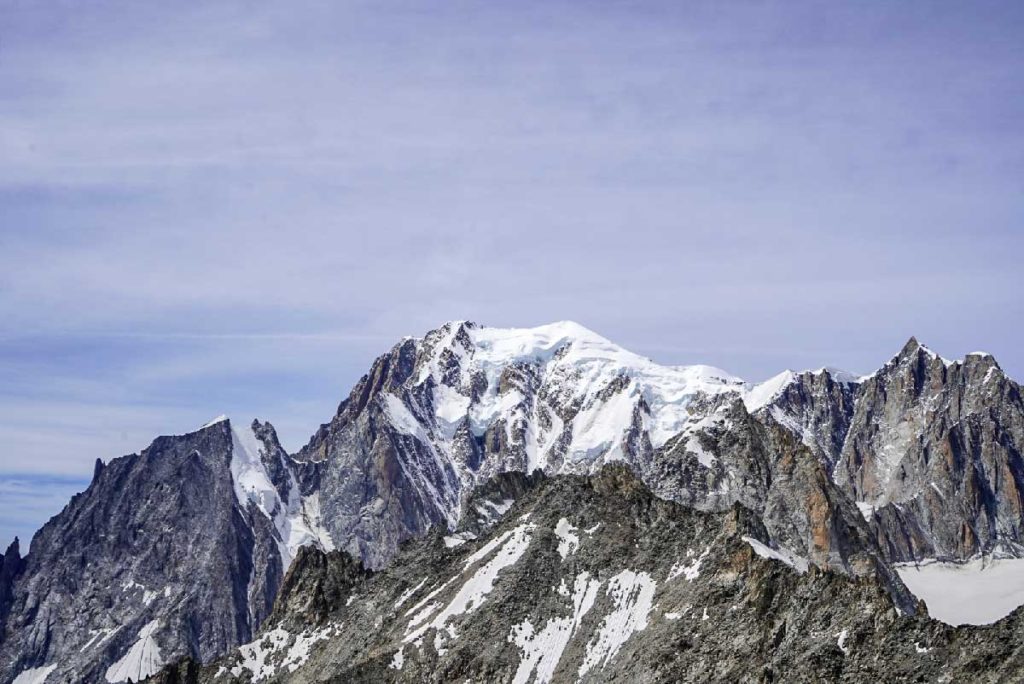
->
[1, 321, 1022, 683]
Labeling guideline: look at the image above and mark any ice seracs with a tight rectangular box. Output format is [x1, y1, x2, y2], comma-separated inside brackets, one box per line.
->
[383, 321, 757, 494]
[418, 320, 747, 454]
[396, 321, 881, 501]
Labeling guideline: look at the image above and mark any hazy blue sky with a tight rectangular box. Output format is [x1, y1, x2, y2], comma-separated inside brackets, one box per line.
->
[1, 1, 1022, 547]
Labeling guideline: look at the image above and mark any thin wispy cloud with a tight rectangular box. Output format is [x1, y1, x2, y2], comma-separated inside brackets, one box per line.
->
[1, 0, 1022, 544]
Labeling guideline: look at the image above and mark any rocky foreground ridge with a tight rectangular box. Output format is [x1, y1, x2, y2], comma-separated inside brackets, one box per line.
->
[154, 467, 1024, 683]
[1, 321, 1022, 682]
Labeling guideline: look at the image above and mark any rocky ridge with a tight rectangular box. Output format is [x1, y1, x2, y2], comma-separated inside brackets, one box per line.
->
[0, 419, 331, 684]
[156, 467, 1024, 683]
[2, 321, 1023, 683]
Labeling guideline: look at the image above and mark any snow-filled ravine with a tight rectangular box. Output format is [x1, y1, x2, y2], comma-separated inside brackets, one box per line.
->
[227, 419, 334, 570]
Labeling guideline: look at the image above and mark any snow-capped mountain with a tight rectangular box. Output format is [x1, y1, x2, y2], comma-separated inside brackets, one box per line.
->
[0, 418, 334, 683]
[2, 321, 1023, 683]
[299, 321, 772, 569]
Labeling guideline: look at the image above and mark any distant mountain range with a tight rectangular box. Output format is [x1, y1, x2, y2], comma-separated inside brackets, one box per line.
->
[3, 321, 1023, 683]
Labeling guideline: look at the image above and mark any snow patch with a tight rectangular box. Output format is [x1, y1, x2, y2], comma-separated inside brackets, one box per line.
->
[105, 620, 164, 683]
[855, 501, 876, 521]
[121, 579, 159, 606]
[229, 422, 333, 571]
[744, 370, 796, 412]
[554, 518, 580, 559]
[836, 629, 849, 654]
[395, 578, 428, 609]
[668, 547, 710, 582]
[12, 665, 57, 684]
[462, 529, 514, 570]
[382, 394, 429, 441]
[742, 536, 809, 574]
[474, 498, 515, 525]
[509, 571, 601, 684]
[896, 557, 1024, 625]
[685, 435, 716, 468]
[405, 523, 536, 649]
[80, 627, 120, 653]
[201, 414, 229, 428]
[230, 624, 336, 680]
[578, 570, 657, 677]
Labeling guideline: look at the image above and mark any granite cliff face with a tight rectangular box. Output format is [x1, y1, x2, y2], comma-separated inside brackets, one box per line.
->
[296, 321, 752, 570]
[295, 322, 1024, 574]
[2, 321, 1023, 683]
[835, 339, 1024, 562]
[0, 419, 331, 684]
[740, 337, 1024, 564]
[155, 467, 1024, 684]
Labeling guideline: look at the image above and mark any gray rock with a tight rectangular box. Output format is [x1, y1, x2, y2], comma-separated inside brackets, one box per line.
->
[833, 338, 1024, 561]
[160, 467, 1024, 684]
[0, 420, 288, 683]
[5, 323, 1024, 683]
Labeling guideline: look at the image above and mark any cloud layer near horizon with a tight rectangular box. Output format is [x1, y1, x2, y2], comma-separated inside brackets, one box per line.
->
[2, 1, 1023, 545]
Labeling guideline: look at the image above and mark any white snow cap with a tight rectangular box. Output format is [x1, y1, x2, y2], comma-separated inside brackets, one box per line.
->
[743, 370, 797, 412]
[200, 414, 229, 429]
[743, 366, 859, 413]
[407, 321, 746, 466]
[391, 321, 875, 480]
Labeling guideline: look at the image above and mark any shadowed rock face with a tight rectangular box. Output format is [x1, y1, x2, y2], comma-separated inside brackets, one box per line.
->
[0, 538, 24, 633]
[733, 339, 1024, 565]
[646, 398, 891, 578]
[287, 323, 884, 576]
[3, 323, 1024, 683]
[0, 420, 290, 684]
[293, 326, 1024, 578]
[832, 339, 1024, 561]
[153, 468, 1024, 684]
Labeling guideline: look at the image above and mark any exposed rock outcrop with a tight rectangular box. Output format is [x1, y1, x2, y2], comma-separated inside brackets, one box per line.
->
[160, 468, 1024, 684]
[4, 322, 1024, 683]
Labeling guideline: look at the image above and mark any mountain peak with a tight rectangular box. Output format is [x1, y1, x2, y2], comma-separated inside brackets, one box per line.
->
[965, 350, 1001, 367]
[890, 336, 955, 367]
[900, 336, 922, 355]
[200, 414, 229, 429]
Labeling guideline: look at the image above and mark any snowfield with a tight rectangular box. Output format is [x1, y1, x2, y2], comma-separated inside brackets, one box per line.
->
[896, 557, 1024, 625]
